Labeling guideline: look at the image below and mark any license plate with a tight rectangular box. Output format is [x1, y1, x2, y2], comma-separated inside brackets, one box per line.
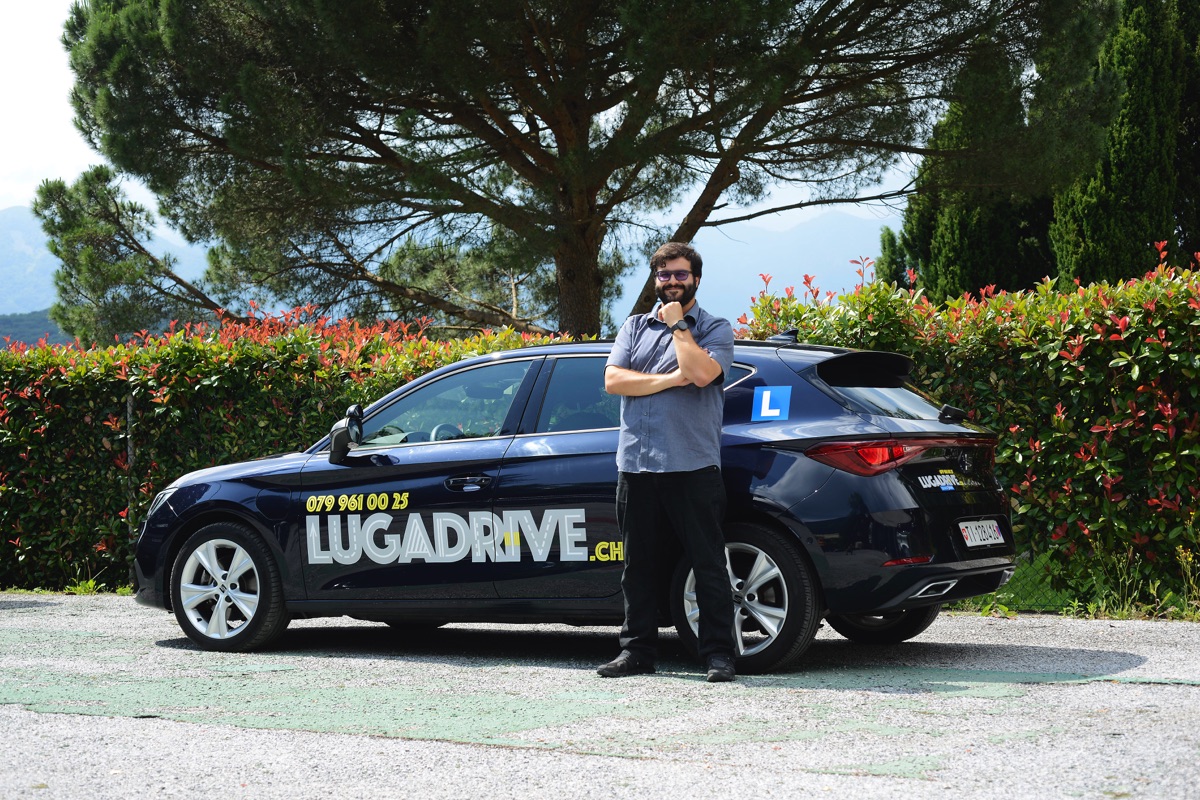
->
[959, 519, 1004, 548]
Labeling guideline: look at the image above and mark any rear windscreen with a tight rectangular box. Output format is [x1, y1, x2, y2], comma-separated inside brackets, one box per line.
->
[779, 349, 942, 421]
[831, 385, 943, 421]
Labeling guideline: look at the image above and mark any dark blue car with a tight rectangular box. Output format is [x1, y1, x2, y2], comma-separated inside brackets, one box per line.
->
[134, 337, 1015, 673]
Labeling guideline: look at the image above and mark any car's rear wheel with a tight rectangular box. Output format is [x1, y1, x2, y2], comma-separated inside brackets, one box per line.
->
[670, 522, 820, 674]
[170, 522, 289, 652]
[825, 605, 942, 645]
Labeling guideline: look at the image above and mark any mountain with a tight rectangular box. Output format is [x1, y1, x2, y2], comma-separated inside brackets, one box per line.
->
[0, 206, 59, 315]
[0, 308, 71, 346]
[613, 210, 894, 326]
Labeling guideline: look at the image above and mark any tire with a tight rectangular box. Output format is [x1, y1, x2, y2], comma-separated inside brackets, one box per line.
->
[825, 605, 942, 645]
[670, 522, 820, 674]
[170, 522, 289, 652]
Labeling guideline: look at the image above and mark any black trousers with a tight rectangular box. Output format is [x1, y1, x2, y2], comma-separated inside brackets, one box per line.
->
[616, 467, 735, 661]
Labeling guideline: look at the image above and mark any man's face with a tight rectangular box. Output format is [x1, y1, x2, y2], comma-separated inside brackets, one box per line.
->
[654, 256, 699, 307]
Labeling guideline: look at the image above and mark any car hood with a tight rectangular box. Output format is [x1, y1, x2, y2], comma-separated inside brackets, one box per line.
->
[167, 451, 313, 490]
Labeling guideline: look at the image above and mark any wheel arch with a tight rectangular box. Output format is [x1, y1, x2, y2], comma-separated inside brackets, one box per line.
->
[160, 506, 283, 611]
[669, 514, 826, 673]
[724, 507, 829, 614]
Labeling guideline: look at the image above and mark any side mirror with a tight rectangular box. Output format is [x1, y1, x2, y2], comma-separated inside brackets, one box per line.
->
[328, 404, 364, 464]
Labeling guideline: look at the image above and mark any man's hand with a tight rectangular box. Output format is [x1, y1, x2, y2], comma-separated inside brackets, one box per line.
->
[658, 301, 684, 327]
[660, 304, 722, 388]
[605, 366, 690, 397]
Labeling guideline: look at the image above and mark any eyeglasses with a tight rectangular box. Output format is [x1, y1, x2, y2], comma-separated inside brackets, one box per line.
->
[655, 270, 693, 282]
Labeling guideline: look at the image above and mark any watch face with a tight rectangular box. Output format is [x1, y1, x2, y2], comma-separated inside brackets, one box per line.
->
[673, 320, 688, 331]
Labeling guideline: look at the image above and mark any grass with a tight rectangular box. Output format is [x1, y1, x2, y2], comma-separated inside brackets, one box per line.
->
[949, 551, 1072, 616]
[950, 550, 1200, 622]
[3, 584, 133, 596]
[997, 552, 1074, 611]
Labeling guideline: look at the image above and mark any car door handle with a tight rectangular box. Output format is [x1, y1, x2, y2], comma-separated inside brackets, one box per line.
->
[444, 475, 492, 492]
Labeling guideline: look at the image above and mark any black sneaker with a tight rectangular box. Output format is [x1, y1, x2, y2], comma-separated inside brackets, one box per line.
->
[706, 654, 736, 683]
[596, 651, 655, 678]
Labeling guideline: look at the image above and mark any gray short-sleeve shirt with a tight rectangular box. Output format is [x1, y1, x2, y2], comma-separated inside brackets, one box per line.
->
[606, 301, 734, 473]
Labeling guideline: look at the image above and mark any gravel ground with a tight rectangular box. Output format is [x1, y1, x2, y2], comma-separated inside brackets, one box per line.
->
[3, 593, 1200, 799]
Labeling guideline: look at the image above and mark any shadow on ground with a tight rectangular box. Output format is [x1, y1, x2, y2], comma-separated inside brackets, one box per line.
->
[0, 598, 63, 612]
[156, 620, 1147, 682]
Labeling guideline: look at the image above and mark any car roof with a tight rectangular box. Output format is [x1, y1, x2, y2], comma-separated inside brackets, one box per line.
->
[472, 337, 855, 367]
[310, 336, 911, 455]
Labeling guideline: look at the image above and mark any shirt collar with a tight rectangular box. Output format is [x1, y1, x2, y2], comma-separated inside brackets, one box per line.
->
[645, 300, 706, 327]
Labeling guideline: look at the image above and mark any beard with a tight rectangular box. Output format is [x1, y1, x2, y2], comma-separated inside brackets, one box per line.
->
[656, 280, 698, 307]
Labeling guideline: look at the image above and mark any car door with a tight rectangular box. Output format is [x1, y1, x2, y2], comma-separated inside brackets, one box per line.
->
[493, 354, 624, 599]
[298, 357, 542, 600]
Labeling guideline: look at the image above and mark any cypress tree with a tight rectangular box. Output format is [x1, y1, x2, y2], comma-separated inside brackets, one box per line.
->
[874, 227, 909, 288]
[1050, 0, 1185, 284]
[889, 43, 1058, 302]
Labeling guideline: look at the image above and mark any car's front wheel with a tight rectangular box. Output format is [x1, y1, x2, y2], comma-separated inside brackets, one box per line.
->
[825, 605, 941, 645]
[170, 522, 289, 652]
[670, 522, 820, 674]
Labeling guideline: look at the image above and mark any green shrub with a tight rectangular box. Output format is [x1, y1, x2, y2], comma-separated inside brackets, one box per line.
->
[5, 260, 1200, 608]
[0, 309, 564, 589]
[738, 252, 1200, 608]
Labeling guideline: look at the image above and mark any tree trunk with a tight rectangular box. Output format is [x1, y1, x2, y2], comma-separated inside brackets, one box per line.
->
[627, 162, 742, 317]
[553, 231, 605, 337]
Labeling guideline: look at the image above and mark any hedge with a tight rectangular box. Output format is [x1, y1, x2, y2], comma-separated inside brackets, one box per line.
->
[738, 250, 1200, 611]
[0, 309, 565, 589]
[3, 259, 1199, 609]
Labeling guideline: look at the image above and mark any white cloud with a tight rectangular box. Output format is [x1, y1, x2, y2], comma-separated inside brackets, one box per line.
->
[0, 1, 100, 210]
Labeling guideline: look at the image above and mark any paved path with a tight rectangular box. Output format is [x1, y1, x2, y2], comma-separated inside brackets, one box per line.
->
[2, 594, 1199, 799]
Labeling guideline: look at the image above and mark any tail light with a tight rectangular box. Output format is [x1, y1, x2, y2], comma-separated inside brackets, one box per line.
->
[804, 438, 994, 477]
[881, 555, 933, 567]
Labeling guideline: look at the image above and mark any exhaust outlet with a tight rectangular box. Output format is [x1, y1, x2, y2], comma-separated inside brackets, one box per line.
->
[910, 579, 959, 599]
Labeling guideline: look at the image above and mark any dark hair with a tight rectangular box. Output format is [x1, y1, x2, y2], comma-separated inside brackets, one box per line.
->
[650, 241, 702, 279]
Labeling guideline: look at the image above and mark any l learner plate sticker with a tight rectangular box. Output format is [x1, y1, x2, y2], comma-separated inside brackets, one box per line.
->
[959, 519, 1004, 547]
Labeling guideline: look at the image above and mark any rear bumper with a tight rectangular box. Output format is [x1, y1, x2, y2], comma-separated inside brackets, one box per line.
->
[881, 560, 1015, 611]
[827, 557, 1015, 614]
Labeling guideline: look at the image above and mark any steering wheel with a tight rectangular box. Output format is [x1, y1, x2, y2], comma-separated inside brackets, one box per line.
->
[372, 424, 409, 442]
[429, 423, 460, 441]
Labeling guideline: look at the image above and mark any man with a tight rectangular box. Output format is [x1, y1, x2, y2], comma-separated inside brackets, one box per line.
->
[597, 241, 737, 683]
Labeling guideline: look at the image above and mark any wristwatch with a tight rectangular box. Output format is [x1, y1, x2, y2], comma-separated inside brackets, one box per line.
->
[670, 319, 689, 333]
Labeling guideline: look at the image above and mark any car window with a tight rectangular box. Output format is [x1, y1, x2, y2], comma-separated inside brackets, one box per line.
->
[834, 384, 943, 421]
[778, 348, 940, 421]
[727, 364, 753, 386]
[535, 357, 619, 433]
[361, 360, 533, 446]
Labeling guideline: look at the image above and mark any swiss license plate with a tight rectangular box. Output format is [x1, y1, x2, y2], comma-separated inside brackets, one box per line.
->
[959, 519, 1004, 548]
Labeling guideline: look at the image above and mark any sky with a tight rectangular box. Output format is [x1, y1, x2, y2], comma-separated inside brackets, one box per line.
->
[0, 1, 99, 211]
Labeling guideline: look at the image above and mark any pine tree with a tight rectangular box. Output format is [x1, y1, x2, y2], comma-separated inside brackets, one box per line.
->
[63, 0, 1115, 334]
